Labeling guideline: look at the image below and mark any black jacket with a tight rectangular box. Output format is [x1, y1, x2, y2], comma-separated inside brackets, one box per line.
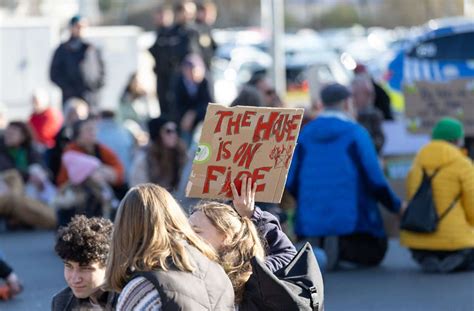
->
[173, 75, 212, 125]
[50, 37, 104, 106]
[51, 287, 117, 311]
[0, 259, 13, 279]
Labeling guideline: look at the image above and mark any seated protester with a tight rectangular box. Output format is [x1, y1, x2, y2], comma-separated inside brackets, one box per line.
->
[0, 122, 56, 229]
[0, 121, 42, 179]
[0, 258, 22, 300]
[105, 184, 234, 311]
[129, 116, 187, 192]
[56, 118, 124, 191]
[118, 72, 152, 130]
[96, 110, 135, 190]
[286, 83, 402, 271]
[48, 97, 89, 183]
[54, 151, 116, 227]
[189, 177, 298, 306]
[28, 88, 63, 150]
[400, 118, 474, 273]
[24, 164, 57, 206]
[52, 215, 117, 310]
[0, 169, 56, 229]
[352, 76, 385, 154]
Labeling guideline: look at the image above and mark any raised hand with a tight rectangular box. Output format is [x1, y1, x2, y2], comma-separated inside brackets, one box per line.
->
[231, 176, 257, 218]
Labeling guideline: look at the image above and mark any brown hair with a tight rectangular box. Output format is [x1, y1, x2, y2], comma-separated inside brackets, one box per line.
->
[106, 184, 217, 292]
[7, 121, 34, 148]
[193, 202, 265, 303]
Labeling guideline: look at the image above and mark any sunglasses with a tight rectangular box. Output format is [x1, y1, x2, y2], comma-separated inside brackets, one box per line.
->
[265, 89, 276, 96]
[163, 128, 177, 134]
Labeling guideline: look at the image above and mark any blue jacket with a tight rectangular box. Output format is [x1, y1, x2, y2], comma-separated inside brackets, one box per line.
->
[286, 112, 401, 238]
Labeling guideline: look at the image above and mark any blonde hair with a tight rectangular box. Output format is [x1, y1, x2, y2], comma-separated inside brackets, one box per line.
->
[193, 201, 265, 303]
[106, 184, 217, 292]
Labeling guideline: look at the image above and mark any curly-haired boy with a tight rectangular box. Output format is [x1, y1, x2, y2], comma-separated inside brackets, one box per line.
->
[51, 215, 117, 310]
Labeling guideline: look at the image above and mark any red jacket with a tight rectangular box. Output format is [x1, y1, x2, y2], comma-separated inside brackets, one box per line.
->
[29, 108, 63, 148]
[57, 142, 124, 186]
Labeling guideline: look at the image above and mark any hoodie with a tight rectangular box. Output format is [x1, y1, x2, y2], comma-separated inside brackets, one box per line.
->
[287, 112, 400, 238]
[400, 140, 474, 250]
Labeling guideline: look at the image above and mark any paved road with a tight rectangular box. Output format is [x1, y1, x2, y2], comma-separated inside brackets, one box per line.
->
[1, 230, 473, 311]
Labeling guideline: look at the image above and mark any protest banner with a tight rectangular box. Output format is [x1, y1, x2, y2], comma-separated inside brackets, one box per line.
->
[404, 79, 474, 135]
[186, 104, 304, 203]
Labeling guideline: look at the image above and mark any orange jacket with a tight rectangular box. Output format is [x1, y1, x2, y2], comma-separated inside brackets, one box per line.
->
[56, 142, 124, 187]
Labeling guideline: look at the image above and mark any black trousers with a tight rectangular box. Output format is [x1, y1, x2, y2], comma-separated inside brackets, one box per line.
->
[411, 248, 474, 272]
[338, 233, 388, 266]
[299, 233, 388, 267]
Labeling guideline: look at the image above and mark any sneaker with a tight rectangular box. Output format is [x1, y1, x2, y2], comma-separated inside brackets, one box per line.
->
[420, 256, 440, 273]
[323, 236, 339, 271]
[439, 254, 464, 273]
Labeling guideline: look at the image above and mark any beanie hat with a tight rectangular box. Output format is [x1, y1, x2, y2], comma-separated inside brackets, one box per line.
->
[320, 83, 352, 106]
[432, 117, 464, 141]
[62, 151, 100, 185]
[148, 116, 170, 142]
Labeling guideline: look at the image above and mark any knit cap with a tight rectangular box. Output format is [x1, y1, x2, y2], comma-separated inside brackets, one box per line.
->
[432, 117, 464, 141]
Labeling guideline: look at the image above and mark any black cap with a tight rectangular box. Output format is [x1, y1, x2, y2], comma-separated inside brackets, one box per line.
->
[320, 83, 352, 106]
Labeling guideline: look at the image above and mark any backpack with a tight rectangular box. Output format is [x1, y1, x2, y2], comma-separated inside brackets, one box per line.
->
[400, 166, 460, 233]
[241, 243, 324, 311]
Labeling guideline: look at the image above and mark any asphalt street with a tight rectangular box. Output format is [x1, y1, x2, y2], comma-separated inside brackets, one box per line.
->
[0, 230, 473, 311]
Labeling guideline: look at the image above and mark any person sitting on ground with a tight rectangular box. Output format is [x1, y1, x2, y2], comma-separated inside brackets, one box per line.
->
[129, 116, 187, 192]
[96, 110, 135, 185]
[400, 117, 474, 273]
[0, 258, 22, 300]
[352, 75, 385, 154]
[247, 72, 284, 108]
[106, 183, 235, 311]
[56, 118, 124, 190]
[28, 89, 63, 150]
[52, 215, 117, 310]
[0, 121, 56, 229]
[119, 73, 152, 129]
[54, 151, 116, 227]
[287, 83, 402, 271]
[47, 97, 89, 183]
[189, 177, 298, 306]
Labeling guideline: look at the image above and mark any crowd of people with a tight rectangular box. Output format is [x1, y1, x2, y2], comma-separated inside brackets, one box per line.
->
[0, 0, 473, 309]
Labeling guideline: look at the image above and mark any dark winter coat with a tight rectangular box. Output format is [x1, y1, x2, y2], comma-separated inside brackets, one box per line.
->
[173, 75, 212, 126]
[50, 37, 105, 106]
[252, 207, 297, 272]
[51, 287, 117, 311]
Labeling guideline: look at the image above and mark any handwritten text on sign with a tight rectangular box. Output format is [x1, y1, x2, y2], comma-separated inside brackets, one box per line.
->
[186, 104, 304, 203]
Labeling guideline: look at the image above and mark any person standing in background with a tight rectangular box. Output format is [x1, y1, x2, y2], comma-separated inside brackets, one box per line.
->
[50, 15, 105, 110]
[195, 1, 217, 70]
[149, 2, 201, 120]
[173, 54, 212, 145]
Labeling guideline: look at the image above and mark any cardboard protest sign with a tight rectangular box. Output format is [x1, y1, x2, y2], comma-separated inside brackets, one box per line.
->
[404, 79, 474, 135]
[186, 104, 304, 203]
